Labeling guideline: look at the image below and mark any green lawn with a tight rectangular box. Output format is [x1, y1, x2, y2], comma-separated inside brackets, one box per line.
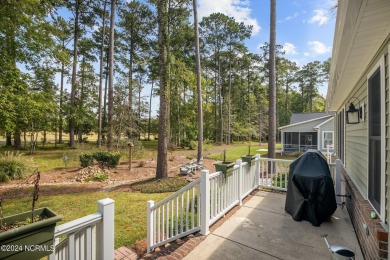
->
[207, 143, 294, 162]
[0, 140, 297, 250]
[0, 140, 159, 173]
[2, 191, 170, 248]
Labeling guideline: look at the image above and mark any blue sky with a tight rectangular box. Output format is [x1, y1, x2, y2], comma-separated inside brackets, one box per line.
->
[54, 0, 336, 115]
[198, 0, 336, 95]
[143, 0, 337, 114]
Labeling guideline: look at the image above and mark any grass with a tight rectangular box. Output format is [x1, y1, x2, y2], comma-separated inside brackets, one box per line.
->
[130, 177, 189, 193]
[1, 191, 171, 248]
[0, 140, 159, 173]
[0, 140, 297, 250]
[207, 143, 288, 162]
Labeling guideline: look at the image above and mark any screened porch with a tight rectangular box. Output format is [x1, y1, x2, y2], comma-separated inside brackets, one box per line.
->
[282, 132, 318, 152]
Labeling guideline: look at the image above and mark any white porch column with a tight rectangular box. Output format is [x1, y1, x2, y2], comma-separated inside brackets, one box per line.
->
[236, 159, 243, 206]
[97, 198, 115, 260]
[147, 200, 155, 253]
[200, 170, 210, 235]
[335, 159, 342, 204]
[298, 132, 301, 152]
[255, 154, 260, 187]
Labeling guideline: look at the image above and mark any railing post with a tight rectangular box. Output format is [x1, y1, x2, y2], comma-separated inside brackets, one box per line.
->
[236, 159, 243, 206]
[255, 154, 260, 188]
[335, 159, 342, 204]
[48, 238, 59, 260]
[200, 170, 210, 235]
[97, 198, 115, 260]
[147, 200, 154, 253]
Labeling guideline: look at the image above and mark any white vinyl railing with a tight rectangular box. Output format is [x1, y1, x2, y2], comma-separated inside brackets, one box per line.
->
[147, 179, 201, 252]
[326, 145, 334, 163]
[328, 159, 342, 204]
[259, 158, 293, 191]
[147, 154, 342, 253]
[49, 198, 114, 260]
[147, 155, 261, 252]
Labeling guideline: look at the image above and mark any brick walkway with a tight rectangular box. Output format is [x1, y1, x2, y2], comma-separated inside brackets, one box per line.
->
[114, 246, 138, 260]
[113, 191, 256, 260]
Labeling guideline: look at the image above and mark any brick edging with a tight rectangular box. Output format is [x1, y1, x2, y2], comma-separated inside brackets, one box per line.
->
[341, 167, 388, 259]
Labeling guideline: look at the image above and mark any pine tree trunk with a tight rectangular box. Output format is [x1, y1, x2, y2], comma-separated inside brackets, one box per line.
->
[59, 41, 65, 144]
[218, 58, 223, 144]
[107, 0, 116, 149]
[102, 56, 109, 142]
[14, 129, 21, 150]
[148, 81, 153, 141]
[98, 1, 107, 148]
[156, 0, 169, 179]
[69, 1, 79, 148]
[268, 0, 277, 159]
[193, 0, 203, 163]
[5, 133, 12, 146]
[128, 44, 133, 138]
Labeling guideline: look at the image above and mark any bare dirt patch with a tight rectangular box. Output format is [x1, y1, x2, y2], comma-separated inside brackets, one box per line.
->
[0, 147, 222, 197]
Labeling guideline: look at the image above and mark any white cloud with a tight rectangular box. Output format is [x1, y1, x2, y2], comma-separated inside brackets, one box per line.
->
[308, 9, 328, 25]
[278, 11, 305, 23]
[304, 52, 310, 57]
[283, 42, 297, 55]
[198, 0, 261, 35]
[308, 41, 331, 55]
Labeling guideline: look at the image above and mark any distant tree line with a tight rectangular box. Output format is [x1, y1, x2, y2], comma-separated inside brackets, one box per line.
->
[0, 0, 329, 151]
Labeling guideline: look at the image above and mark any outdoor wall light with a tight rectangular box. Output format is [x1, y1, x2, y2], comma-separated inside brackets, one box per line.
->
[346, 97, 362, 124]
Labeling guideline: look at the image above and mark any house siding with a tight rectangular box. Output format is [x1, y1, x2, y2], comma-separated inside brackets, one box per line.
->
[279, 117, 331, 133]
[334, 37, 390, 259]
[318, 118, 334, 152]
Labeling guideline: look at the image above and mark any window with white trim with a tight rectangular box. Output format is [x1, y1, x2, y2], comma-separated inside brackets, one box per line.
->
[367, 55, 385, 220]
[322, 131, 334, 149]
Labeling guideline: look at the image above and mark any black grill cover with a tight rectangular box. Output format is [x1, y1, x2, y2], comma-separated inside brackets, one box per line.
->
[285, 150, 337, 226]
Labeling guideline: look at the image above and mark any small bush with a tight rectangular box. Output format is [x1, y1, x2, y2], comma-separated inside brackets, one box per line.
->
[0, 152, 30, 182]
[93, 151, 121, 168]
[180, 139, 196, 149]
[85, 171, 108, 182]
[79, 154, 94, 168]
[79, 151, 121, 169]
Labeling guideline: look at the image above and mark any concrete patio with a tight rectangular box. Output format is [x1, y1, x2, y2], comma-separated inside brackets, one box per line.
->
[184, 190, 363, 260]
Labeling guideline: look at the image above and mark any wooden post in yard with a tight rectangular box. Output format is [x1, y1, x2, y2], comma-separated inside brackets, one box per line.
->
[128, 142, 134, 171]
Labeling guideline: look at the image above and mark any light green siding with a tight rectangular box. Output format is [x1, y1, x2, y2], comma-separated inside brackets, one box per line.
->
[318, 118, 334, 151]
[335, 38, 390, 224]
[279, 117, 331, 132]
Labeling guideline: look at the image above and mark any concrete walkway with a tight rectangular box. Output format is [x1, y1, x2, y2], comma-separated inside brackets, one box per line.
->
[185, 190, 363, 260]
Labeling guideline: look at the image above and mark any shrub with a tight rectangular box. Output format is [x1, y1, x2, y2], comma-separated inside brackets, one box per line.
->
[85, 171, 109, 182]
[0, 152, 30, 182]
[180, 139, 196, 149]
[79, 154, 94, 168]
[79, 151, 121, 169]
[93, 151, 121, 169]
